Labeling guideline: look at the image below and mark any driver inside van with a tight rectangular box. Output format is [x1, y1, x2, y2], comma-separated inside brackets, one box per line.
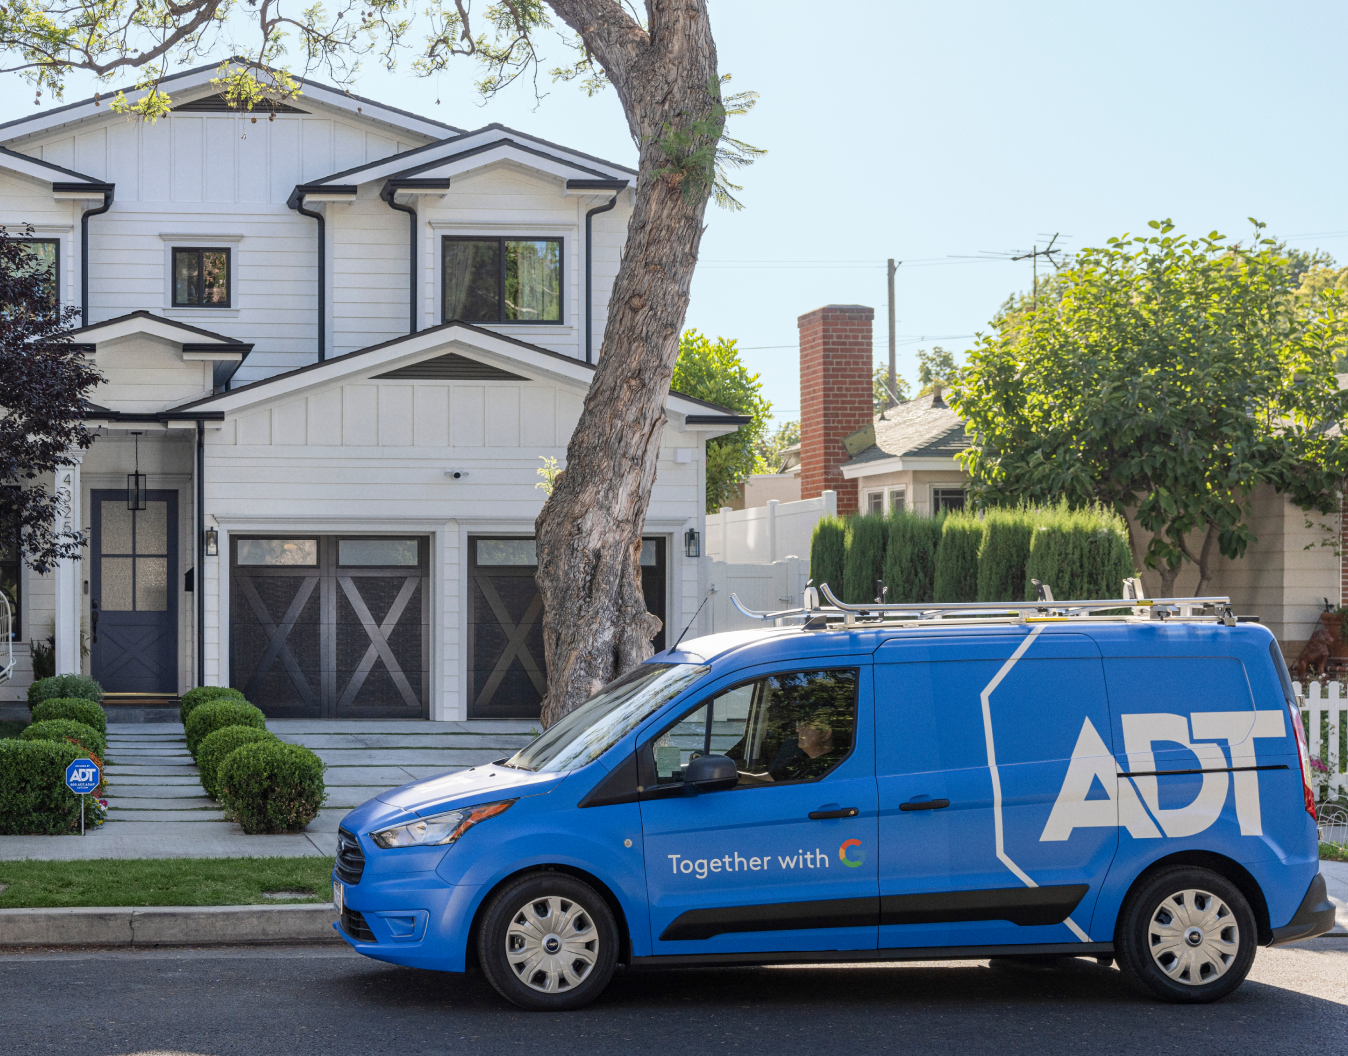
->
[767, 716, 843, 782]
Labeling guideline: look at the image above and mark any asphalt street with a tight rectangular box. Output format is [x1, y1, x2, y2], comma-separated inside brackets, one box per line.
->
[2, 939, 1345, 1056]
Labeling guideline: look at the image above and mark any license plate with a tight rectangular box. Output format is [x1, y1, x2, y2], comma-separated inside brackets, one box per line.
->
[333, 880, 344, 914]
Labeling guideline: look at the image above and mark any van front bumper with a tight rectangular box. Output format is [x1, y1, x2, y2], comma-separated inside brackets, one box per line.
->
[1268, 873, 1337, 946]
[334, 871, 481, 972]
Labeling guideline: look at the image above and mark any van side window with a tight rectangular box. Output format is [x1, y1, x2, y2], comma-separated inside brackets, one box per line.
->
[649, 669, 858, 789]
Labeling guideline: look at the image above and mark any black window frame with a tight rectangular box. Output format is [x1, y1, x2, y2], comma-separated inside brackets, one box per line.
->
[6, 238, 60, 309]
[441, 235, 564, 325]
[171, 246, 232, 308]
[932, 487, 967, 512]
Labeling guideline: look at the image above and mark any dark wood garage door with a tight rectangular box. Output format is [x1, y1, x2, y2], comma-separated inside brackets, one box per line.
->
[230, 536, 429, 718]
[468, 535, 667, 719]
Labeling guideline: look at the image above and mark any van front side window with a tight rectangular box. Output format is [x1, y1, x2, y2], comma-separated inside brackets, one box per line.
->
[651, 669, 858, 788]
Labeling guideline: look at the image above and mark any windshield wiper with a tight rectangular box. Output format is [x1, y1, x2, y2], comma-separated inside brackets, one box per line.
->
[495, 757, 533, 771]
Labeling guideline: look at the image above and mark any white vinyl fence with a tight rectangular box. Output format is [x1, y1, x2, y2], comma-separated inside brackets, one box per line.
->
[706, 491, 836, 565]
[1296, 680, 1347, 802]
[706, 557, 809, 635]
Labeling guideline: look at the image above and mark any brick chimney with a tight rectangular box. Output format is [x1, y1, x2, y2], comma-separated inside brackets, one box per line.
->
[798, 304, 874, 515]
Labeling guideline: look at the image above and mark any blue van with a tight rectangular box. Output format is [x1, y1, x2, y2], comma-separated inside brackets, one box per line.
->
[332, 594, 1335, 1010]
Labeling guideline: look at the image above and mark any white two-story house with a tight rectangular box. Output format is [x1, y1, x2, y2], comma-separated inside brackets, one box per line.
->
[0, 64, 743, 720]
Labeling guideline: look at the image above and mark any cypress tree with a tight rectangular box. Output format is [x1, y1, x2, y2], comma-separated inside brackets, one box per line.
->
[883, 510, 942, 604]
[843, 513, 888, 604]
[933, 512, 984, 603]
[809, 515, 847, 599]
[977, 507, 1033, 602]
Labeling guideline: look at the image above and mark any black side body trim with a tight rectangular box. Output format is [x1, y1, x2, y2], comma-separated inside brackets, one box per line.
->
[1120, 764, 1288, 778]
[880, 884, 1088, 928]
[578, 752, 640, 808]
[661, 897, 877, 941]
[633, 941, 1115, 970]
[1268, 873, 1337, 946]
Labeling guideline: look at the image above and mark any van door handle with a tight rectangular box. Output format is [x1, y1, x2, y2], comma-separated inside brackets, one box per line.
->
[808, 808, 859, 820]
[900, 799, 950, 811]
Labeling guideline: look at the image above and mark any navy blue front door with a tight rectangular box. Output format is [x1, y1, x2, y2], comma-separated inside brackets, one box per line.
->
[91, 490, 178, 693]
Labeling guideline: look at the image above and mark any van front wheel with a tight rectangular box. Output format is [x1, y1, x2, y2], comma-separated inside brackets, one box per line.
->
[477, 873, 618, 1011]
[1115, 866, 1257, 1003]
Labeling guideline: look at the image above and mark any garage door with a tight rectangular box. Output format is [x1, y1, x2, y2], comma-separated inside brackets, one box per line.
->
[230, 536, 429, 718]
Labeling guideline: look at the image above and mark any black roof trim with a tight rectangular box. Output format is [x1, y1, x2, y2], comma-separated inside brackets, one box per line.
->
[85, 409, 227, 422]
[0, 144, 103, 183]
[64, 309, 245, 344]
[0, 59, 464, 136]
[566, 178, 629, 190]
[685, 414, 752, 426]
[471, 123, 637, 177]
[391, 136, 615, 181]
[386, 177, 452, 189]
[182, 342, 254, 354]
[51, 181, 114, 194]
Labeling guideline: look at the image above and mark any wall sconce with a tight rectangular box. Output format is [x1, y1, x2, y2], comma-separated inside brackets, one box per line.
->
[204, 527, 219, 557]
[684, 528, 700, 559]
[126, 431, 146, 511]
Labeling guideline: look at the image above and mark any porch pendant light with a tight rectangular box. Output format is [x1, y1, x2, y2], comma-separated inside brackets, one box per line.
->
[127, 432, 147, 511]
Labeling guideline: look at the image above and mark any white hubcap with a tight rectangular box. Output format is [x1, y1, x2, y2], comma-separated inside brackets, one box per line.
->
[505, 895, 599, 993]
[1148, 888, 1240, 986]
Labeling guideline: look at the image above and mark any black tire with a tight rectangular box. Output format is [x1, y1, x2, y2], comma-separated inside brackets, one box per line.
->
[477, 872, 619, 1011]
[1115, 866, 1257, 1003]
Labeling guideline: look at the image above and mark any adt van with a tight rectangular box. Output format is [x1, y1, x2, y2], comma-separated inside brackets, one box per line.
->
[333, 592, 1335, 1010]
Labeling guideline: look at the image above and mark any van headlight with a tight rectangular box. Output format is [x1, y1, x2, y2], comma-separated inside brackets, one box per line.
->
[371, 799, 515, 849]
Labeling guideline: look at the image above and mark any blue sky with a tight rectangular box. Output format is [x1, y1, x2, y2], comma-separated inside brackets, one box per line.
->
[8, 1, 1347, 425]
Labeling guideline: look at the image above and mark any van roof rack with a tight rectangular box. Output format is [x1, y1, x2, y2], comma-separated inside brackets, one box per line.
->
[729, 582, 1237, 629]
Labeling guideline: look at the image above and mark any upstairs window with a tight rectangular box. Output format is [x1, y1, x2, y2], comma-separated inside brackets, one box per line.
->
[172, 247, 230, 307]
[442, 237, 561, 324]
[3, 239, 58, 308]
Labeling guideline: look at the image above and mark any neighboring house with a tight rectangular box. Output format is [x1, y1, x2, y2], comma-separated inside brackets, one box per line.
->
[0, 64, 746, 719]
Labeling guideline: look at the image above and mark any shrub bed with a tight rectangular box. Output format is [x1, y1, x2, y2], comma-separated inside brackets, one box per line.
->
[0, 739, 106, 834]
[197, 726, 277, 799]
[185, 701, 266, 758]
[809, 515, 846, 598]
[28, 674, 103, 712]
[20, 719, 106, 759]
[218, 740, 326, 834]
[179, 686, 247, 727]
[842, 513, 888, 604]
[31, 698, 107, 736]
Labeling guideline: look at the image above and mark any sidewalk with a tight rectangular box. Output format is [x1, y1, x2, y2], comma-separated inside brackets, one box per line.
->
[0, 719, 536, 861]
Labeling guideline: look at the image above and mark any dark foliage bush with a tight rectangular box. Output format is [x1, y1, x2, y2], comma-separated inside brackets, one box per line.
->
[218, 740, 326, 834]
[185, 701, 266, 758]
[31, 698, 106, 736]
[28, 674, 103, 710]
[842, 513, 888, 604]
[20, 718, 106, 758]
[883, 511, 944, 604]
[977, 508, 1034, 602]
[197, 726, 277, 799]
[809, 515, 846, 599]
[933, 512, 984, 603]
[0, 739, 105, 834]
[179, 686, 247, 727]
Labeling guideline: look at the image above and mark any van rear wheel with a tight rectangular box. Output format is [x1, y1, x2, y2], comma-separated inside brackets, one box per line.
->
[477, 873, 618, 1011]
[1115, 866, 1257, 1003]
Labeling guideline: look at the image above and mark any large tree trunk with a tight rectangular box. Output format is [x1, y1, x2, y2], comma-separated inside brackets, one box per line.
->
[534, 1, 721, 727]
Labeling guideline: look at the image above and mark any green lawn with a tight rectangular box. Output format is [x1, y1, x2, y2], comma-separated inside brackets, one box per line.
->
[0, 856, 336, 908]
[0, 719, 28, 739]
[1322, 841, 1348, 863]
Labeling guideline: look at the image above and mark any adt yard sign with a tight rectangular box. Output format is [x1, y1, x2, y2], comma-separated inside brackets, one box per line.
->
[65, 759, 100, 835]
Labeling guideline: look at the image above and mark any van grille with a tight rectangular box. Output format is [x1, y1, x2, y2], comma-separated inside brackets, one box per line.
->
[335, 828, 366, 885]
[341, 907, 377, 943]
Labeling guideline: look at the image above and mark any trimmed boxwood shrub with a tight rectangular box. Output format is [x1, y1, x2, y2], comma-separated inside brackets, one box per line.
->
[0, 739, 106, 834]
[31, 698, 107, 736]
[185, 700, 266, 757]
[179, 685, 247, 727]
[198, 726, 277, 799]
[809, 515, 846, 600]
[28, 674, 103, 711]
[218, 740, 326, 834]
[933, 511, 984, 603]
[883, 510, 944, 604]
[20, 718, 106, 758]
[842, 513, 888, 604]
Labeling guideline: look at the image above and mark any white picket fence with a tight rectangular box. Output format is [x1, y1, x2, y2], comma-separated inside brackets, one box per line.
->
[1295, 680, 1346, 799]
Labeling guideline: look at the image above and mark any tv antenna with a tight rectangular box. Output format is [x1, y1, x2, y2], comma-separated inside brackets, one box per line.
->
[1012, 233, 1066, 310]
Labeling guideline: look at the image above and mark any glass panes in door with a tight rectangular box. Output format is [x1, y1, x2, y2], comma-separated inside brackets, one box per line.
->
[100, 500, 170, 611]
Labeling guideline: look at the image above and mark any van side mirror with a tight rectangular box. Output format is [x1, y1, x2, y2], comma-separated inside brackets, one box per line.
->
[683, 754, 738, 794]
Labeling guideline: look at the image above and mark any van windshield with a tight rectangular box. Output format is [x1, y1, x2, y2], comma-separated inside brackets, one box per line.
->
[504, 663, 710, 774]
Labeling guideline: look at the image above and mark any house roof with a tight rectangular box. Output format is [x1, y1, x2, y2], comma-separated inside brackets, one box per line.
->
[0, 144, 105, 185]
[0, 60, 462, 144]
[64, 309, 247, 346]
[840, 392, 970, 471]
[167, 319, 746, 426]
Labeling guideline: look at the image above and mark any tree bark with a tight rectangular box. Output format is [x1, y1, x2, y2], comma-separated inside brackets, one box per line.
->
[534, 1, 721, 727]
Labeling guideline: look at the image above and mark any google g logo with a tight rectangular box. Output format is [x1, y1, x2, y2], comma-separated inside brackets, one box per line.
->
[839, 838, 865, 868]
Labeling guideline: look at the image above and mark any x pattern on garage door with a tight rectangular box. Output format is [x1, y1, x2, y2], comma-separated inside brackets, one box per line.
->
[230, 536, 429, 718]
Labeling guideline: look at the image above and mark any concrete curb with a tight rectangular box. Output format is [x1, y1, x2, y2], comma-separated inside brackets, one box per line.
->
[0, 903, 342, 946]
